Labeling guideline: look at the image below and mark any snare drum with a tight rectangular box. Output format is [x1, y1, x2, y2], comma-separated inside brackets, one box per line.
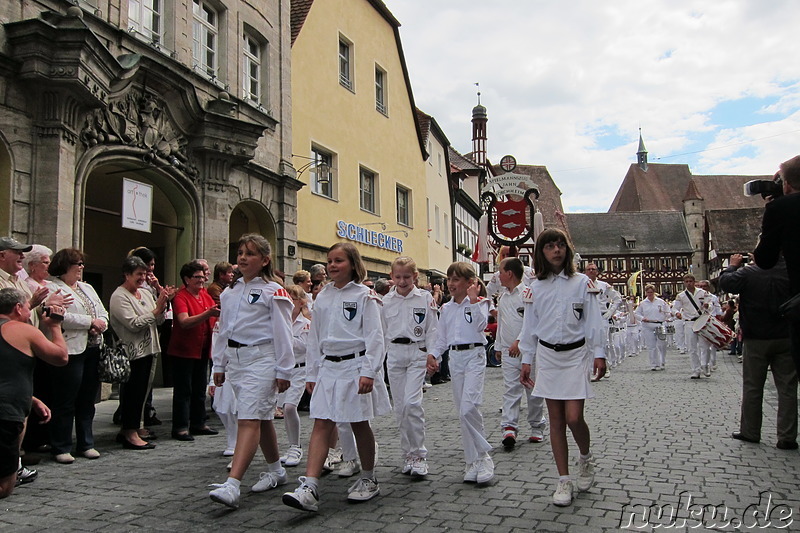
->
[692, 314, 734, 349]
[654, 325, 667, 340]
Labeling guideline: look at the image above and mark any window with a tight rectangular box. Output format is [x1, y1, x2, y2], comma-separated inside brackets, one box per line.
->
[443, 213, 449, 247]
[435, 205, 441, 241]
[396, 186, 410, 226]
[631, 259, 640, 271]
[129, 0, 161, 43]
[242, 31, 263, 103]
[311, 147, 334, 199]
[426, 198, 430, 238]
[192, 0, 218, 78]
[375, 65, 387, 114]
[339, 37, 353, 90]
[360, 168, 376, 213]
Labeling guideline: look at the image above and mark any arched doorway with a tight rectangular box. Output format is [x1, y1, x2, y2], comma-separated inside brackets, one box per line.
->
[81, 160, 197, 304]
[228, 200, 277, 264]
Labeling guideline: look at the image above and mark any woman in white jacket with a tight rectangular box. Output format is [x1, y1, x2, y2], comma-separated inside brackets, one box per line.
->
[46, 248, 109, 463]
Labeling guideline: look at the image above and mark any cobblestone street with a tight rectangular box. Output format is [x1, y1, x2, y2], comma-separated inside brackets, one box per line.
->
[1, 346, 798, 532]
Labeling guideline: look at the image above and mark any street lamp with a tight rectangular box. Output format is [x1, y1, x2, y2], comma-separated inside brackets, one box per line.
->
[292, 154, 331, 184]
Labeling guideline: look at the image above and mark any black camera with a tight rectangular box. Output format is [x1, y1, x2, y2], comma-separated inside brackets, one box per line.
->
[743, 176, 783, 199]
[42, 306, 64, 321]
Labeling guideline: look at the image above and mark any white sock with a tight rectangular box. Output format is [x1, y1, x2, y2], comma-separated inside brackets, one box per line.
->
[304, 476, 319, 491]
[361, 469, 374, 480]
[268, 460, 284, 473]
[579, 452, 592, 462]
[226, 477, 241, 489]
[559, 475, 571, 483]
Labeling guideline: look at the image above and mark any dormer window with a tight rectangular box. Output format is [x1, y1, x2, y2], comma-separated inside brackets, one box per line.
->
[622, 235, 636, 249]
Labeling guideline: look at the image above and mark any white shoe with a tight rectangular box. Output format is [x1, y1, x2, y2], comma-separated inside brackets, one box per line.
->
[209, 481, 240, 509]
[529, 427, 545, 443]
[711, 364, 718, 371]
[703, 366, 711, 377]
[323, 447, 342, 472]
[552, 479, 574, 506]
[282, 477, 319, 512]
[55, 453, 75, 464]
[251, 469, 288, 492]
[410, 457, 428, 477]
[476, 456, 494, 484]
[576, 456, 595, 492]
[347, 477, 380, 502]
[401, 457, 412, 475]
[463, 461, 478, 483]
[222, 449, 235, 457]
[690, 371, 701, 379]
[226, 460, 233, 471]
[281, 445, 303, 467]
[82, 449, 100, 460]
[338, 459, 361, 478]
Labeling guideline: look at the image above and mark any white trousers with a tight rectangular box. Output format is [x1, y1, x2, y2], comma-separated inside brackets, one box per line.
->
[500, 352, 545, 431]
[337, 422, 359, 462]
[684, 322, 712, 372]
[625, 325, 641, 355]
[642, 323, 667, 367]
[449, 346, 492, 463]
[386, 343, 428, 460]
[674, 320, 686, 350]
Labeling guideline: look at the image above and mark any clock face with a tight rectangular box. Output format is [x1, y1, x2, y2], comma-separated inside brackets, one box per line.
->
[500, 155, 517, 172]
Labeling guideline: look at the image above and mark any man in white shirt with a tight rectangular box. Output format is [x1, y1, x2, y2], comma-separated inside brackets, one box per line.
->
[635, 285, 670, 371]
[697, 280, 723, 371]
[495, 258, 546, 448]
[584, 263, 621, 380]
[672, 274, 712, 379]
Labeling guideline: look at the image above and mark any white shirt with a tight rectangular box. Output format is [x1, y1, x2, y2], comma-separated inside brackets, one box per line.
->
[212, 277, 294, 380]
[672, 288, 709, 320]
[588, 278, 622, 319]
[496, 282, 524, 352]
[485, 266, 535, 297]
[381, 286, 438, 349]
[705, 293, 722, 317]
[518, 271, 606, 365]
[292, 313, 310, 365]
[306, 281, 385, 382]
[635, 297, 670, 323]
[430, 296, 490, 361]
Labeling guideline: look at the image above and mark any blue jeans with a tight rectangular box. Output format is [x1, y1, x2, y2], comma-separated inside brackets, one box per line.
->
[48, 346, 101, 454]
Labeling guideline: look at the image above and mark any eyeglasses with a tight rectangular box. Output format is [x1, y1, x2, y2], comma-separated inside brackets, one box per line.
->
[543, 242, 567, 251]
[72, 261, 85, 267]
[191, 275, 206, 279]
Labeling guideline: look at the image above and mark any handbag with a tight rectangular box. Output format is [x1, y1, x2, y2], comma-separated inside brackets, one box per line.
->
[98, 330, 131, 384]
[779, 293, 800, 322]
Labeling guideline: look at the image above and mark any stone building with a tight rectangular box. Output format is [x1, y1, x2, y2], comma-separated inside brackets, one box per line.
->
[0, 1, 296, 299]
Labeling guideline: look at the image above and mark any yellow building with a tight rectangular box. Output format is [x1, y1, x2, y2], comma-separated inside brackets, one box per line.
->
[290, 0, 429, 279]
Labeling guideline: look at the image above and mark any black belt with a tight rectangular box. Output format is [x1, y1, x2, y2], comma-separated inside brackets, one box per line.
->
[325, 350, 366, 362]
[449, 343, 483, 351]
[685, 317, 699, 321]
[294, 362, 306, 368]
[648, 321, 663, 324]
[391, 337, 412, 344]
[539, 339, 585, 352]
[228, 339, 248, 348]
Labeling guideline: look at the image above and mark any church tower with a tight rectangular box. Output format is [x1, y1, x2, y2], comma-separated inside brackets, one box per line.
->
[471, 92, 487, 168]
[637, 129, 648, 171]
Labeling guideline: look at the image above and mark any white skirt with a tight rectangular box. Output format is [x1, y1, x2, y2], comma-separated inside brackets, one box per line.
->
[212, 380, 237, 416]
[309, 356, 392, 423]
[533, 343, 595, 400]
[282, 365, 307, 406]
[225, 344, 279, 420]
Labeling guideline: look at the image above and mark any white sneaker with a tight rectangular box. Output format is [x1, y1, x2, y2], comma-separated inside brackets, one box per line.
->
[347, 477, 380, 502]
[282, 477, 319, 512]
[209, 481, 240, 509]
[251, 469, 288, 492]
[281, 445, 303, 467]
[226, 460, 233, 471]
[323, 447, 342, 472]
[576, 456, 595, 491]
[476, 456, 494, 484]
[401, 457, 412, 475]
[528, 427, 544, 443]
[410, 457, 428, 478]
[690, 371, 701, 379]
[711, 364, 718, 371]
[222, 449, 235, 457]
[338, 459, 361, 478]
[55, 453, 75, 464]
[463, 461, 478, 483]
[552, 479, 574, 506]
[703, 366, 711, 377]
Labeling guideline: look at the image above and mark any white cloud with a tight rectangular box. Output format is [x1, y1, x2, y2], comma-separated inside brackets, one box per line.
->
[389, 0, 800, 211]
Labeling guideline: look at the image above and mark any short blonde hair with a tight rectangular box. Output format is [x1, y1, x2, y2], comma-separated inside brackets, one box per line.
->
[391, 256, 418, 275]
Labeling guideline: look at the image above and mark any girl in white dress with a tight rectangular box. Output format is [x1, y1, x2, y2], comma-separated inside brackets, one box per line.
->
[279, 285, 311, 467]
[283, 243, 389, 512]
[519, 228, 606, 507]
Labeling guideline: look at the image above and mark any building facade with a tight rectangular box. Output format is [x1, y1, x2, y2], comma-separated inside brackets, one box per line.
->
[0, 0, 296, 300]
[291, 0, 431, 279]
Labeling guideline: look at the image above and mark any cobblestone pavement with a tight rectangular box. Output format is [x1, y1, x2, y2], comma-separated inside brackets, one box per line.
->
[1, 346, 799, 532]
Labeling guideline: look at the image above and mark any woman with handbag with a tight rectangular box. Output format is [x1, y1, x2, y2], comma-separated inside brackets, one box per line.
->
[168, 260, 220, 441]
[109, 256, 175, 450]
[46, 248, 109, 463]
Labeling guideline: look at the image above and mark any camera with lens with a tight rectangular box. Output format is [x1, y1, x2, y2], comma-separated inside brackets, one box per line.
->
[744, 174, 783, 199]
[42, 306, 64, 321]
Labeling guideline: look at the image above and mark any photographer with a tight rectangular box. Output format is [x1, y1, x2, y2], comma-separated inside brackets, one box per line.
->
[753, 155, 800, 376]
[719, 253, 797, 450]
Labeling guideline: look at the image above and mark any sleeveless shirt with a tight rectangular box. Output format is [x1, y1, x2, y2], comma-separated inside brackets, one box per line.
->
[0, 318, 35, 422]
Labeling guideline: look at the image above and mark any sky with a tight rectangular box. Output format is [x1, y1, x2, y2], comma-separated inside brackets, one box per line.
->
[387, 0, 800, 213]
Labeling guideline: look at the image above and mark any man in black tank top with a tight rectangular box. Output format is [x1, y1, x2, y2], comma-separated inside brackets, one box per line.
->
[0, 288, 67, 499]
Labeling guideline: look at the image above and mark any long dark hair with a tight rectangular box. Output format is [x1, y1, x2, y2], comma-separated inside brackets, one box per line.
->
[533, 228, 576, 280]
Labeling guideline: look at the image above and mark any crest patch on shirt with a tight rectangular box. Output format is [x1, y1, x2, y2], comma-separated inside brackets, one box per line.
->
[572, 302, 584, 321]
[414, 325, 423, 337]
[248, 289, 262, 304]
[413, 307, 426, 324]
[464, 307, 473, 323]
[516, 306, 525, 317]
[343, 301, 357, 321]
